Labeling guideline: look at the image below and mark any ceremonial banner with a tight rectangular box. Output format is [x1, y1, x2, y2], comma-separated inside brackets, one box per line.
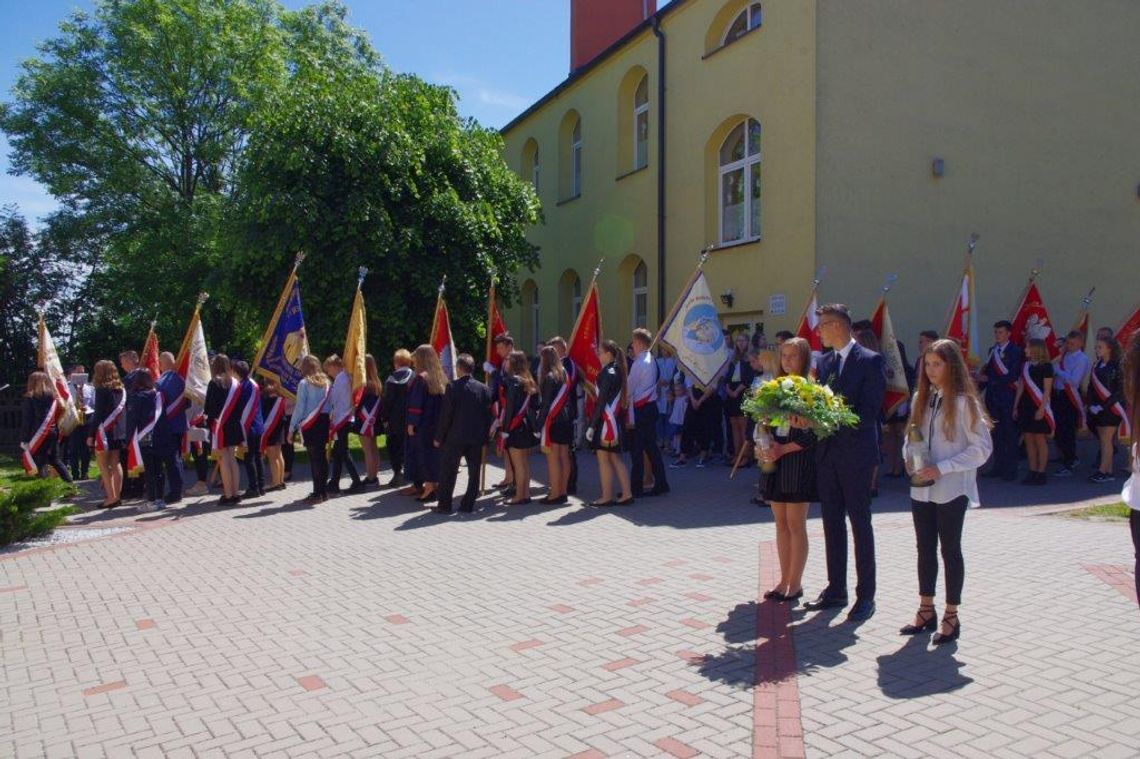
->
[37, 314, 78, 435]
[944, 258, 981, 367]
[870, 296, 909, 417]
[430, 289, 457, 381]
[141, 325, 160, 380]
[659, 269, 729, 390]
[567, 278, 602, 392]
[176, 299, 211, 405]
[484, 283, 508, 370]
[1117, 303, 1140, 350]
[795, 291, 823, 352]
[343, 277, 367, 404]
[1009, 280, 1060, 358]
[253, 269, 310, 400]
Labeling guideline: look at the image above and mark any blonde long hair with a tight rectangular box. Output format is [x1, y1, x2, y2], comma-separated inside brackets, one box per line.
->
[412, 344, 447, 395]
[909, 339, 991, 441]
[92, 359, 122, 390]
[364, 354, 382, 396]
[298, 354, 329, 388]
[777, 338, 811, 379]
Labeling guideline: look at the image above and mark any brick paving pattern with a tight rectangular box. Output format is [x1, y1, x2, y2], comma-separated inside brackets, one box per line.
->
[1, 445, 1138, 757]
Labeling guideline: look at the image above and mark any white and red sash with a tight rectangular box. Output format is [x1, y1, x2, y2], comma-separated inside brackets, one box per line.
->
[239, 380, 261, 445]
[600, 393, 622, 447]
[260, 398, 286, 454]
[507, 392, 532, 432]
[21, 399, 60, 475]
[541, 378, 572, 451]
[328, 382, 354, 443]
[211, 380, 242, 451]
[299, 384, 330, 435]
[127, 392, 164, 476]
[1020, 363, 1055, 435]
[94, 391, 126, 453]
[357, 396, 381, 438]
[1090, 365, 1132, 440]
[1058, 354, 1086, 429]
[989, 345, 1010, 378]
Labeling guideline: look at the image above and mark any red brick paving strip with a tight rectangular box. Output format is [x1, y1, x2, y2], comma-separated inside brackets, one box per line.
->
[549, 603, 575, 613]
[616, 624, 648, 637]
[0, 585, 28, 593]
[567, 750, 607, 759]
[295, 675, 327, 691]
[654, 736, 700, 758]
[602, 657, 640, 671]
[753, 540, 806, 759]
[627, 596, 655, 607]
[488, 684, 524, 702]
[666, 689, 704, 707]
[680, 617, 709, 630]
[384, 614, 410, 624]
[582, 698, 624, 715]
[135, 619, 156, 630]
[685, 591, 713, 602]
[82, 681, 127, 697]
[1084, 564, 1138, 603]
[509, 639, 543, 652]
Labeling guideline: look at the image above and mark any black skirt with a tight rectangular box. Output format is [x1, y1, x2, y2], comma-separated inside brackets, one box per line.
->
[545, 418, 573, 446]
[761, 429, 818, 503]
[506, 427, 538, 449]
[588, 418, 623, 452]
[1017, 396, 1052, 435]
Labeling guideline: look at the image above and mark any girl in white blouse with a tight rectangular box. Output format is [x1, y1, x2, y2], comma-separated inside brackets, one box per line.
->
[901, 339, 994, 644]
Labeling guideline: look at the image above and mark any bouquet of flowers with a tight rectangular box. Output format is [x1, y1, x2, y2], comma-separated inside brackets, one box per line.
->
[741, 375, 859, 439]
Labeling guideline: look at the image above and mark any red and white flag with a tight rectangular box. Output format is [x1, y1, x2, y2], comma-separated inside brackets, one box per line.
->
[1009, 279, 1060, 359]
[567, 278, 602, 394]
[37, 314, 78, 435]
[175, 300, 210, 405]
[870, 296, 909, 417]
[430, 288, 457, 380]
[795, 290, 822, 352]
[484, 283, 508, 372]
[1117, 303, 1140, 351]
[141, 324, 160, 380]
[944, 259, 981, 367]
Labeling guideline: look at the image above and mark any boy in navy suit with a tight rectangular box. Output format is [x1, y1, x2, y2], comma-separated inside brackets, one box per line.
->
[978, 320, 1024, 481]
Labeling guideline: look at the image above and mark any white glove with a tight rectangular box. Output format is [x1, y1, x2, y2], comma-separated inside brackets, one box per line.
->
[1089, 405, 1103, 414]
[585, 428, 595, 443]
[483, 361, 496, 375]
[19, 442, 28, 451]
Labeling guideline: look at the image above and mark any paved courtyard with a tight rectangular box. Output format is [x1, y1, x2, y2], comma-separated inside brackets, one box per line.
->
[2, 445, 1138, 758]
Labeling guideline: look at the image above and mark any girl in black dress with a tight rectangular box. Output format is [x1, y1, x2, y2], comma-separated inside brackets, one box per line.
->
[587, 340, 633, 506]
[756, 337, 817, 603]
[357, 354, 383, 487]
[536, 345, 572, 504]
[88, 360, 126, 508]
[259, 376, 287, 492]
[406, 344, 447, 503]
[1088, 336, 1125, 483]
[725, 332, 756, 469]
[20, 371, 70, 482]
[1013, 338, 1054, 485]
[502, 349, 539, 505]
[204, 353, 242, 504]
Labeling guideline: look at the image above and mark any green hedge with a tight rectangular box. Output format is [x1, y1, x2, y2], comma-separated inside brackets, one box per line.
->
[1, 478, 79, 547]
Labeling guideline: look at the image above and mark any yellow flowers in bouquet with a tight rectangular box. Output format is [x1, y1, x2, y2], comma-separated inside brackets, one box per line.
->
[741, 375, 859, 439]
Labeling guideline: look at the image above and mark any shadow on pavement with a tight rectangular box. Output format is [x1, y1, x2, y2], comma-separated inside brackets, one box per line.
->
[876, 635, 973, 698]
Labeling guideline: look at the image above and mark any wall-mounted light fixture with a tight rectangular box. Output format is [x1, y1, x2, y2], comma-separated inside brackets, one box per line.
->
[720, 290, 735, 308]
[932, 158, 945, 178]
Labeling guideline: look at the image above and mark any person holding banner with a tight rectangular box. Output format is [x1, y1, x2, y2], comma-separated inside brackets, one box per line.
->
[1052, 331, 1090, 477]
[1088, 336, 1126, 483]
[406, 344, 447, 502]
[628, 329, 670, 496]
[324, 355, 363, 496]
[489, 334, 517, 492]
[979, 321, 1024, 481]
[88, 360, 126, 508]
[1120, 333, 1140, 607]
[259, 376, 287, 492]
[356, 355, 383, 488]
[125, 369, 164, 510]
[536, 345, 572, 504]
[20, 371, 70, 482]
[547, 336, 579, 495]
[501, 350, 539, 505]
[154, 352, 187, 505]
[1013, 339, 1055, 485]
[289, 355, 332, 503]
[233, 361, 266, 499]
[586, 340, 634, 507]
[204, 354, 243, 504]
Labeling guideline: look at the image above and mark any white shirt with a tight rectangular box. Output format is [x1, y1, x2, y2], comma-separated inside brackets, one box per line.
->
[69, 381, 95, 415]
[1053, 350, 1091, 393]
[903, 392, 994, 508]
[836, 338, 858, 376]
[628, 350, 658, 407]
[669, 392, 688, 425]
[1123, 444, 1140, 511]
[328, 370, 354, 424]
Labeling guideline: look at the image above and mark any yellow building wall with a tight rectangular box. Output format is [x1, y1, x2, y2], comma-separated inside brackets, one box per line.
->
[814, 0, 1140, 345]
[502, 0, 819, 350]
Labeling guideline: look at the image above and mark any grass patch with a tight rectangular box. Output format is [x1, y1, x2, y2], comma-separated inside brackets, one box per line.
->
[1064, 501, 1132, 521]
[1, 456, 79, 546]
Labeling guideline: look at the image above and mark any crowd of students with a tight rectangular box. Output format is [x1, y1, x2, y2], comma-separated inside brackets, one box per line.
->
[19, 307, 1140, 620]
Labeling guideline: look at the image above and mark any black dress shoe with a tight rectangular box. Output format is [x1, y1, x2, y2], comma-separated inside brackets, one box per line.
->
[763, 588, 784, 600]
[346, 482, 365, 494]
[650, 486, 670, 497]
[431, 506, 453, 514]
[241, 489, 261, 500]
[615, 496, 635, 506]
[780, 590, 803, 604]
[846, 599, 876, 622]
[804, 593, 848, 611]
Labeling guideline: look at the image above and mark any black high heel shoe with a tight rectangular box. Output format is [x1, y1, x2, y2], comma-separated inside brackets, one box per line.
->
[933, 612, 960, 644]
[899, 605, 937, 635]
[780, 589, 803, 604]
[763, 588, 784, 600]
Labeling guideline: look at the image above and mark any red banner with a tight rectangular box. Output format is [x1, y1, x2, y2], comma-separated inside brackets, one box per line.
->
[1009, 281, 1060, 358]
[795, 291, 822, 351]
[485, 288, 508, 366]
[567, 281, 602, 392]
[1117, 304, 1140, 350]
[141, 326, 160, 379]
[870, 297, 909, 417]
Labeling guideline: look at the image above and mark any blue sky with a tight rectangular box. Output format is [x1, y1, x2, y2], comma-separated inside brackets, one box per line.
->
[0, 0, 674, 224]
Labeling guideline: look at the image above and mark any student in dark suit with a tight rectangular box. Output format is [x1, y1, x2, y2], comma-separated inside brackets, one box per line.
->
[433, 354, 493, 514]
[978, 320, 1025, 481]
[547, 336, 579, 495]
[155, 352, 187, 505]
[804, 304, 886, 622]
[380, 349, 414, 488]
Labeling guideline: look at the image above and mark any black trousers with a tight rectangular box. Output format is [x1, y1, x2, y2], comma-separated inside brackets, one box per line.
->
[1053, 392, 1079, 467]
[437, 443, 482, 511]
[303, 416, 330, 498]
[33, 438, 72, 483]
[1131, 510, 1140, 608]
[152, 433, 183, 501]
[328, 426, 360, 489]
[243, 433, 264, 493]
[817, 452, 876, 601]
[387, 428, 406, 478]
[68, 424, 91, 479]
[911, 495, 968, 605]
[282, 416, 294, 476]
[986, 395, 1019, 477]
[192, 439, 211, 482]
[630, 404, 667, 494]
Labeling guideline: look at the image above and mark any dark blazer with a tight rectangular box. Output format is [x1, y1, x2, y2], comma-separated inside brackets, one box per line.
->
[156, 370, 188, 436]
[435, 375, 493, 448]
[980, 342, 1025, 408]
[815, 342, 886, 468]
[381, 367, 414, 431]
[21, 395, 58, 443]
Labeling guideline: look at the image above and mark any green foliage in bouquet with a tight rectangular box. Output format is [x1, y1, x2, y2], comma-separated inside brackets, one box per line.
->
[741, 375, 860, 439]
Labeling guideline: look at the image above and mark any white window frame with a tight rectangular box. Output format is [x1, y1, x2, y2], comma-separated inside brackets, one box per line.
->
[721, 2, 763, 47]
[571, 276, 582, 321]
[633, 77, 649, 171]
[571, 120, 582, 197]
[718, 118, 762, 245]
[632, 261, 648, 329]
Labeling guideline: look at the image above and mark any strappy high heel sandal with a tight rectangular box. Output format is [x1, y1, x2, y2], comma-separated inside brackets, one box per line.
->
[933, 612, 960, 645]
[899, 604, 937, 635]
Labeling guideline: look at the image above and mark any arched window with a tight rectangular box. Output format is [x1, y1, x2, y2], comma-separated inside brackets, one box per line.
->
[521, 279, 539, 352]
[633, 76, 649, 170]
[718, 118, 761, 243]
[633, 261, 648, 329]
[521, 138, 539, 194]
[572, 275, 583, 319]
[532, 147, 540, 191]
[571, 119, 583, 197]
[723, 2, 762, 46]
[531, 287, 541, 350]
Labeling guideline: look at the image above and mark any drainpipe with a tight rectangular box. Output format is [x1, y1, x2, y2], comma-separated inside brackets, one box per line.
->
[652, 15, 666, 326]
